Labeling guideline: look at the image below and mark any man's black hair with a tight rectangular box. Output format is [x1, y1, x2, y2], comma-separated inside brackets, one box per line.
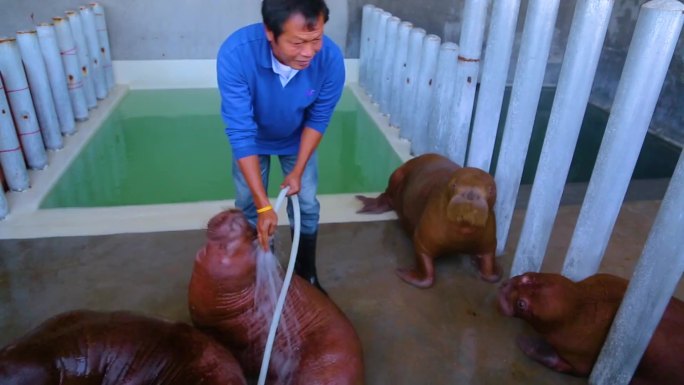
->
[262, 0, 329, 40]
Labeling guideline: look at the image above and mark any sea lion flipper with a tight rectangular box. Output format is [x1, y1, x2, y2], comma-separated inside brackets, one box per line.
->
[516, 335, 575, 374]
[395, 251, 435, 289]
[355, 193, 392, 214]
[470, 253, 502, 283]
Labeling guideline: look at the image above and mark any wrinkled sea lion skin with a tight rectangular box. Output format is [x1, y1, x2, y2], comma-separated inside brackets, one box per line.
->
[356, 153, 500, 288]
[188, 208, 364, 385]
[498, 272, 684, 384]
[0, 310, 246, 385]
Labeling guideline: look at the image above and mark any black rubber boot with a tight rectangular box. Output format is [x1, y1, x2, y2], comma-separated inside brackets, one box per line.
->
[292, 231, 327, 295]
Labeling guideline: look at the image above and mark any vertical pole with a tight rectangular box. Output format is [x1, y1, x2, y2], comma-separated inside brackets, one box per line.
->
[66, 10, 97, 109]
[379, 16, 400, 115]
[467, 0, 521, 171]
[0, 188, 7, 219]
[444, 0, 489, 165]
[16, 30, 64, 150]
[510, 0, 615, 276]
[563, 0, 684, 282]
[0, 37, 48, 170]
[427, 42, 459, 155]
[364, 8, 382, 95]
[398, 28, 425, 140]
[410, 34, 441, 156]
[359, 4, 376, 89]
[90, 3, 115, 91]
[371, 11, 391, 104]
[80, 5, 108, 100]
[591, 131, 684, 384]
[493, 0, 561, 256]
[37, 23, 76, 135]
[53, 16, 89, 122]
[388, 21, 412, 127]
[0, 75, 30, 191]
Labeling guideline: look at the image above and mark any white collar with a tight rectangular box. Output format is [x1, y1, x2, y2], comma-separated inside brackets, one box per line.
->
[271, 52, 299, 87]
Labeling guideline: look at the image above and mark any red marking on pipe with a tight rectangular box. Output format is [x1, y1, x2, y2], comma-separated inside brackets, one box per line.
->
[19, 129, 40, 136]
[7, 86, 29, 93]
[61, 47, 77, 55]
[458, 55, 480, 63]
[68, 82, 84, 90]
[0, 146, 20, 153]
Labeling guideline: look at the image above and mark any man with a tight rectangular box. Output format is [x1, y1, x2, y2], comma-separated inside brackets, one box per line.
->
[217, 0, 345, 294]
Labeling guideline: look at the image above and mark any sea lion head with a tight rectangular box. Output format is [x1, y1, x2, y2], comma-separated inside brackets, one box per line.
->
[194, 209, 258, 286]
[445, 167, 496, 228]
[497, 272, 580, 326]
[206, 208, 256, 243]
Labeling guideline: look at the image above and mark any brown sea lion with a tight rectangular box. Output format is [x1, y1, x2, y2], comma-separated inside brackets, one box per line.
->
[498, 272, 684, 384]
[0, 310, 246, 385]
[188, 208, 364, 385]
[356, 153, 500, 288]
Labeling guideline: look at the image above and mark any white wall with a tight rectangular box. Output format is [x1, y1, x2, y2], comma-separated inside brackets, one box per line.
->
[1, 0, 348, 59]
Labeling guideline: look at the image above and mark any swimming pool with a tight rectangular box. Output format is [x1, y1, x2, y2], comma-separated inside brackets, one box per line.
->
[40, 88, 403, 208]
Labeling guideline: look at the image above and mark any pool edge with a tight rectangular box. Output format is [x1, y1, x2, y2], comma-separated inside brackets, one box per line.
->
[0, 81, 405, 239]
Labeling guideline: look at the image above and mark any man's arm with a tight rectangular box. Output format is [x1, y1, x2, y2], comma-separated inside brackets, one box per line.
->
[237, 155, 277, 250]
[218, 44, 277, 250]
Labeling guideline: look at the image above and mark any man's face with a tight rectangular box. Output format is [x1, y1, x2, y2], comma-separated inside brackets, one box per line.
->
[265, 13, 325, 70]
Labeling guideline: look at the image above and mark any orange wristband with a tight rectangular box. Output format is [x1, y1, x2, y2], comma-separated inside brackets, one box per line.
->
[256, 205, 272, 214]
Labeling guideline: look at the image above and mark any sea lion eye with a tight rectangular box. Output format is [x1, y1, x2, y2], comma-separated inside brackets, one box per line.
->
[516, 299, 528, 311]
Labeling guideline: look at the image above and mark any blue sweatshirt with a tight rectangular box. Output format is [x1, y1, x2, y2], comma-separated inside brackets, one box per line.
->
[217, 23, 346, 159]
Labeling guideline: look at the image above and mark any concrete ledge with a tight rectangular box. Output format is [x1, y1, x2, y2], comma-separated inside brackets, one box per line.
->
[113, 58, 360, 89]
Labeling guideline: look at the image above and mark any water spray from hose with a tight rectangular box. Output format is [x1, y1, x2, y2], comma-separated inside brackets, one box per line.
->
[257, 186, 300, 385]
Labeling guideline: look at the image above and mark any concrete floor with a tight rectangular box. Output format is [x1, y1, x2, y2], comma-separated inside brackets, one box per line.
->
[1, 198, 682, 384]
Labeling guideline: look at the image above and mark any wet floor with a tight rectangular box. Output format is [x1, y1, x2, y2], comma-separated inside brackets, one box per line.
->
[1, 197, 681, 384]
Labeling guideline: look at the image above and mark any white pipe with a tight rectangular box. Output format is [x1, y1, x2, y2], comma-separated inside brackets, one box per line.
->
[398, 27, 425, 140]
[90, 2, 115, 91]
[388, 21, 412, 128]
[511, 0, 615, 277]
[53, 16, 89, 122]
[563, 0, 684, 282]
[0, 188, 7, 220]
[0, 37, 48, 170]
[80, 5, 108, 100]
[493, 0, 561, 256]
[467, 0, 521, 171]
[258, 187, 300, 385]
[613, 154, 684, 384]
[16, 30, 64, 150]
[445, 0, 489, 165]
[37, 23, 76, 135]
[427, 42, 459, 155]
[410, 34, 441, 156]
[359, 4, 376, 89]
[591, 148, 684, 384]
[364, 8, 382, 96]
[371, 11, 391, 104]
[66, 10, 97, 109]
[0, 76, 30, 191]
[379, 16, 400, 116]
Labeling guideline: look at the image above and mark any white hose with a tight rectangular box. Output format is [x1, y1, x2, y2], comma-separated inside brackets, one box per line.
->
[257, 186, 300, 385]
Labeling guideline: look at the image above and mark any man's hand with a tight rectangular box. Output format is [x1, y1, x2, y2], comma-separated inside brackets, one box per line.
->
[257, 209, 277, 251]
[281, 171, 303, 196]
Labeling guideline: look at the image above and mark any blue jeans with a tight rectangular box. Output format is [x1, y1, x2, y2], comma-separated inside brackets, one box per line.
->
[232, 153, 320, 235]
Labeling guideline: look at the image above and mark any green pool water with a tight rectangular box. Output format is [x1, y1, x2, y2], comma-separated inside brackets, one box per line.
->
[40, 88, 403, 208]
